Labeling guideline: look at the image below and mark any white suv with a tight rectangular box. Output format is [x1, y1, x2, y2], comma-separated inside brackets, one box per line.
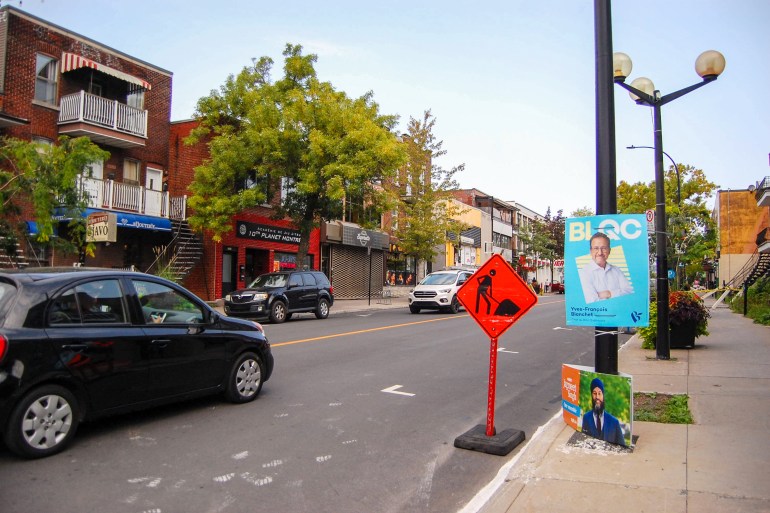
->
[408, 269, 474, 314]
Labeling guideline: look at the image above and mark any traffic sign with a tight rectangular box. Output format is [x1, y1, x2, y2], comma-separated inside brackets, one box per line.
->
[645, 209, 655, 232]
[457, 254, 538, 340]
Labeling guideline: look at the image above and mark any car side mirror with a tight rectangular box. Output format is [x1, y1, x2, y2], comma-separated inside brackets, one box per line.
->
[209, 311, 220, 324]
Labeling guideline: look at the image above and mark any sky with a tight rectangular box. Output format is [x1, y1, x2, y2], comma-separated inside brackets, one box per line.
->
[14, 0, 769, 217]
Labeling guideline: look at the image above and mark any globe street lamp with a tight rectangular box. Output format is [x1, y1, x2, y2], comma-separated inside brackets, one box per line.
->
[613, 50, 725, 360]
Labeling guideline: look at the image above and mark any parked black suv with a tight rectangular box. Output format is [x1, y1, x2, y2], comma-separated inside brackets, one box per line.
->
[0, 267, 273, 458]
[224, 270, 334, 323]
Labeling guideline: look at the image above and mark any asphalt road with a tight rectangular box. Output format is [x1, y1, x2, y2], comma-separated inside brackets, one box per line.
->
[0, 296, 622, 513]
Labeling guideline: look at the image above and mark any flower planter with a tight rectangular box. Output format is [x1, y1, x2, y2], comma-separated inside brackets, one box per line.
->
[669, 320, 697, 349]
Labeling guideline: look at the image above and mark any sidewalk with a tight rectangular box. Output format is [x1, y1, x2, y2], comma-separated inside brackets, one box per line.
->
[467, 301, 770, 513]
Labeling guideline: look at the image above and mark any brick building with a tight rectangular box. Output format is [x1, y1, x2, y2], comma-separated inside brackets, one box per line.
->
[0, 6, 181, 270]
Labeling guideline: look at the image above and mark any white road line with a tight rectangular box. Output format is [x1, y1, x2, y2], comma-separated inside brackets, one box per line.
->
[498, 348, 519, 354]
[381, 385, 416, 397]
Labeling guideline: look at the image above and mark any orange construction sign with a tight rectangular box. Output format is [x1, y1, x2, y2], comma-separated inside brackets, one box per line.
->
[457, 254, 538, 340]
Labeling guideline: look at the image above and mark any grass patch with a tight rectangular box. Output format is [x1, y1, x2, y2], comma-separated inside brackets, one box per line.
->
[633, 392, 693, 424]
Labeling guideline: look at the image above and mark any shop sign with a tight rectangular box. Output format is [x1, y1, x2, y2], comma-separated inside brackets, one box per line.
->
[236, 221, 301, 245]
[86, 212, 117, 243]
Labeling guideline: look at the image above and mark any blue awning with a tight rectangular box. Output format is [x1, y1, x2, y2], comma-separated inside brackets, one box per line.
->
[26, 221, 38, 235]
[52, 208, 171, 232]
[114, 212, 171, 232]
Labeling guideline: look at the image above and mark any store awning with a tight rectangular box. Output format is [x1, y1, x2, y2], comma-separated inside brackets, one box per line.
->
[61, 52, 152, 90]
[26, 221, 38, 235]
[53, 208, 171, 232]
[114, 212, 171, 232]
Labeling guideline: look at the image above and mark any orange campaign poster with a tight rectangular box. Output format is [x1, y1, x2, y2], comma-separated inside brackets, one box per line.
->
[562, 364, 634, 447]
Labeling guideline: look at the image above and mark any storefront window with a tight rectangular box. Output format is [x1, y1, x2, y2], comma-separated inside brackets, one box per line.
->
[386, 249, 416, 286]
[274, 252, 314, 271]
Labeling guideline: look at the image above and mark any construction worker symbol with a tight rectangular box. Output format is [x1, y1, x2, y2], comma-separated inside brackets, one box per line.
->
[475, 269, 521, 317]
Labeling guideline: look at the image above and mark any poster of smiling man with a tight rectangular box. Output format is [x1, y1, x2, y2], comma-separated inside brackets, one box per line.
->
[564, 214, 649, 327]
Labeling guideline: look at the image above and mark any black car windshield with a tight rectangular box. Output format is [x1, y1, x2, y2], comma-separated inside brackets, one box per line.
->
[420, 273, 457, 286]
[249, 274, 288, 288]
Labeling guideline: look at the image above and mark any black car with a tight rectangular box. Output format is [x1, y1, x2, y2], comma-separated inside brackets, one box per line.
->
[224, 270, 334, 323]
[0, 267, 273, 459]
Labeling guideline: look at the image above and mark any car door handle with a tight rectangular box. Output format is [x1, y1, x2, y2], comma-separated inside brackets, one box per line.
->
[62, 344, 88, 352]
[151, 339, 171, 348]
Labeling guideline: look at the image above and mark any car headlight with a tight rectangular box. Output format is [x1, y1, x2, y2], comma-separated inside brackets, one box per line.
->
[225, 294, 232, 301]
[254, 292, 268, 301]
[438, 288, 451, 294]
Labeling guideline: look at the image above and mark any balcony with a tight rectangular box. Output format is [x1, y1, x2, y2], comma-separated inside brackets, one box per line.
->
[755, 176, 770, 207]
[58, 91, 147, 149]
[78, 176, 186, 220]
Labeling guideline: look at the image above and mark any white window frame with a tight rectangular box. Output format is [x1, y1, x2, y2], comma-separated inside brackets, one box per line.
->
[123, 158, 141, 185]
[35, 54, 58, 105]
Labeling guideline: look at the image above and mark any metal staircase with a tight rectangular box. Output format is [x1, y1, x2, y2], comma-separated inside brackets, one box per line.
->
[0, 237, 28, 269]
[727, 250, 770, 289]
[146, 219, 204, 282]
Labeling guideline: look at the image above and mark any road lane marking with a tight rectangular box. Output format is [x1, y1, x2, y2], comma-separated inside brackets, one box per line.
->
[272, 316, 466, 347]
[498, 348, 519, 354]
[382, 385, 416, 397]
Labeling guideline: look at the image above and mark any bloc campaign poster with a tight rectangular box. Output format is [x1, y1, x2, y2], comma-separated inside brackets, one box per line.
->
[562, 364, 633, 447]
[564, 215, 650, 327]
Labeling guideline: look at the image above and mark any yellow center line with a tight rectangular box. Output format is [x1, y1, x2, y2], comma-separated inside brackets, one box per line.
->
[271, 315, 466, 347]
[271, 299, 562, 348]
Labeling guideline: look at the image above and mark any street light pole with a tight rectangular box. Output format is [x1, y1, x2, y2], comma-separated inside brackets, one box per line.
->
[627, 145, 681, 206]
[613, 50, 725, 360]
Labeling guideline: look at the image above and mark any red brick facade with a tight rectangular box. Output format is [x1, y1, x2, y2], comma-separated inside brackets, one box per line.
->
[169, 120, 321, 301]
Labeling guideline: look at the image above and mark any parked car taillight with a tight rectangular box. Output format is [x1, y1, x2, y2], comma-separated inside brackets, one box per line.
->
[329, 285, 334, 295]
[0, 334, 7, 362]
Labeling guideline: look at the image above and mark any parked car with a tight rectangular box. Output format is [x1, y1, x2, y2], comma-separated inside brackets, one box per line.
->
[408, 269, 474, 314]
[551, 281, 565, 294]
[224, 270, 334, 323]
[0, 267, 273, 459]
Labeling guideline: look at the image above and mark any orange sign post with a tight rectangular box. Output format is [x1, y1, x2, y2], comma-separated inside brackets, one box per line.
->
[453, 254, 538, 455]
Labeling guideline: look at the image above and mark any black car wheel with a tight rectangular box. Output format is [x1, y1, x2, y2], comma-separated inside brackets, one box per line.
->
[269, 301, 287, 323]
[409, 305, 421, 314]
[315, 298, 330, 319]
[5, 385, 80, 459]
[448, 295, 460, 314]
[225, 352, 264, 403]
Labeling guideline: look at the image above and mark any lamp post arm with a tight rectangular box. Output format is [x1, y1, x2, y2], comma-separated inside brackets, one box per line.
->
[614, 80, 655, 105]
[627, 145, 681, 205]
[658, 78, 716, 106]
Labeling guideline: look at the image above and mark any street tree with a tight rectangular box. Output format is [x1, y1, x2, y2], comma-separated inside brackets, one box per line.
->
[617, 163, 718, 288]
[518, 207, 564, 282]
[0, 136, 110, 263]
[186, 44, 407, 265]
[391, 111, 467, 269]
[570, 206, 595, 218]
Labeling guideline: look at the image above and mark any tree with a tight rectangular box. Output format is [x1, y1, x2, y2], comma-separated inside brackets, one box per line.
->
[617, 163, 718, 288]
[391, 111, 467, 268]
[0, 136, 110, 262]
[570, 206, 595, 218]
[186, 44, 407, 266]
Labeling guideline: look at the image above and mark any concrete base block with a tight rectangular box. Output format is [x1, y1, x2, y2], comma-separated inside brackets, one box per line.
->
[454, 424, 525, 456]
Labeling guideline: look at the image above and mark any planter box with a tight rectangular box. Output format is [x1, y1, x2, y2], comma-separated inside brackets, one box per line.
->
[669, 321, 697, 349]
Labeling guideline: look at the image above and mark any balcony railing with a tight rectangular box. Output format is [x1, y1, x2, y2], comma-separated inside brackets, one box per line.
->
[59, 91, 148, 138]
[755, 176, 770, 207]
[78, 176, 186, 219]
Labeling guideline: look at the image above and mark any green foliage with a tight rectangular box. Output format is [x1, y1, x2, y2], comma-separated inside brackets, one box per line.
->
[634, 393, 693, 424]
[391, 111, 467, 264]
[570, 207, 595, 218]
[728, 276, 770, 325]
[186, 43, 407, 263]
[638, 291, 710, 349]
[0, 136, 110, 260]
[617, 163, 719, 288]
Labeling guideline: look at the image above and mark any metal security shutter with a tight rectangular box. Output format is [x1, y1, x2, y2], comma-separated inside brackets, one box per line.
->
[331, 245, 384, 300]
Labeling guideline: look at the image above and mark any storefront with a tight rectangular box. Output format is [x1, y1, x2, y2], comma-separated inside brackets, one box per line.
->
[321, 221, 389, 299]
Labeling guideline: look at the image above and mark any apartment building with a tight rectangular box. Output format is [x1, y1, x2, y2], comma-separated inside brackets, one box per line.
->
[0, 6, 179, 271]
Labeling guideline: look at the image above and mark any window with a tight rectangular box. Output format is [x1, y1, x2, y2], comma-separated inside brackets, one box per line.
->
[127, 85, 144, 110]
[31, 137, 53, 155]
[48, 280, 127, 325]
[124, 159, 140, 185]
[35, 54, 58, 105]
[133, 280, 204, 324]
